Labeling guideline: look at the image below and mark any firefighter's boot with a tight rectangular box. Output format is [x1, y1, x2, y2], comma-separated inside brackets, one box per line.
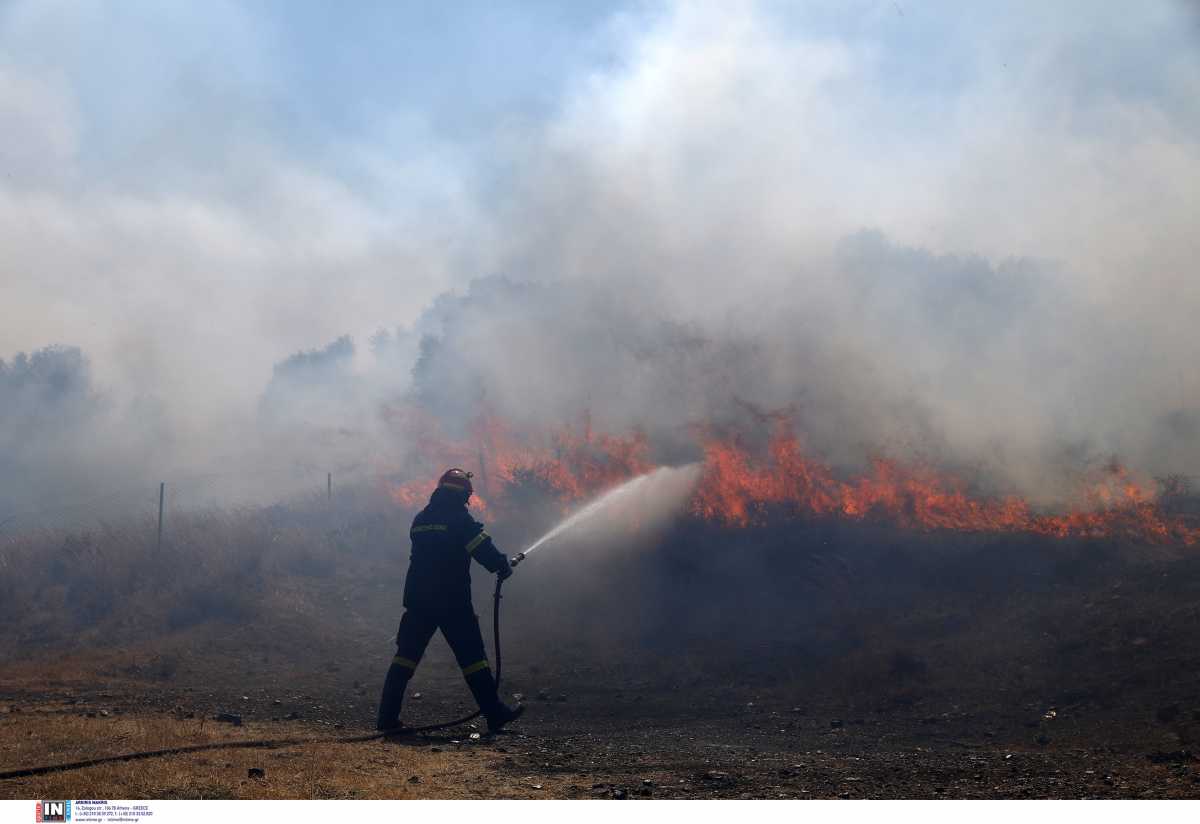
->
[376, 660, 414, 732]
[485, 700, 525, 733]
[464, 667, 525, 733]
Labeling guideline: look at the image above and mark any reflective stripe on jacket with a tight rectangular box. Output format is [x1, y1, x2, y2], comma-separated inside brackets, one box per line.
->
[402, 488, 507, 610]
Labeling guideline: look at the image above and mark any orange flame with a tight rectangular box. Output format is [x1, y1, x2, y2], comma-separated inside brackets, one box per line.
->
[382, 408, 650, 517]
[381, 407, 1199, 546]
[692, 421, 1198, 544]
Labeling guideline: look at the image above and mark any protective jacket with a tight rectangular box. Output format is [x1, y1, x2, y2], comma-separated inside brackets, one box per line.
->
[402, 487, 508, 611]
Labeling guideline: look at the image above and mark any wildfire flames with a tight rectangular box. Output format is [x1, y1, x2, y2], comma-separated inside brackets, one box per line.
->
[384, 409, 1200, 546]
[693, 423, 1198, 545]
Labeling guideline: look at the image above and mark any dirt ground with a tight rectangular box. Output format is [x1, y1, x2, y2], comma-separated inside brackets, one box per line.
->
[2, 687, 1198, 799]
[2, 642, 1198, 799]
[3, 526, 1200, 799]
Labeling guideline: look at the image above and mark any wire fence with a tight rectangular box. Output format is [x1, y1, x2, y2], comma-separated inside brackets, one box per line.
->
[0, 461, 385, 538]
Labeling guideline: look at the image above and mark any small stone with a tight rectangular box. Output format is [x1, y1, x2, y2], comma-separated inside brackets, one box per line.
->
[273, 699, 282, 706]
[829, 719, 844, 729]
[99, 709, 111, 717]
[613, 788, 626, 799]
[513, 693, 525, 702]
[248, 768, 265, 779]
[469, 733, 481, 740]
[530, 783, 543, 790]
[412, 692, 422, 700]
[408, 775, 421, 783]
[284, 711, 301, 720]
[241, 695, 250, 701]
[430, 747, 443, 753]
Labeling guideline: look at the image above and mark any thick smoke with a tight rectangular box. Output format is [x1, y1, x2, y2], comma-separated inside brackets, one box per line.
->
[404, 1, 1200, 502]
[0, 345, 183, 520]
[2, 1, 1198, 521]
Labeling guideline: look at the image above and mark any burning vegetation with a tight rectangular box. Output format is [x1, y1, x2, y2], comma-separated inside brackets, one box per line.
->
[384, 409, 1200, 546]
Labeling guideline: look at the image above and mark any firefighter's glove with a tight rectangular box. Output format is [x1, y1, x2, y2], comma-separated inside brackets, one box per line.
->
[497, 559, 514, 581]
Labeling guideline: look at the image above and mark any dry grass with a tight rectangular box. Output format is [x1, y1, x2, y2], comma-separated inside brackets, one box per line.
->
[0, 709, 574, 800]
[0, 498, 413, 660]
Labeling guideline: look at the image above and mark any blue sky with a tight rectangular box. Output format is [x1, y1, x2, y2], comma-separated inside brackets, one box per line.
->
[2, 1, 632, 189]
[8, 1, 1194, 202]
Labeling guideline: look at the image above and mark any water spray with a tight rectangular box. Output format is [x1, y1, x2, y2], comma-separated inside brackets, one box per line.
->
[508, 464, 695, 568]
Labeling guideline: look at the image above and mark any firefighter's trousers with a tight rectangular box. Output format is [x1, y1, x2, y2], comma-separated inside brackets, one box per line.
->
[376, 606, 499, 729]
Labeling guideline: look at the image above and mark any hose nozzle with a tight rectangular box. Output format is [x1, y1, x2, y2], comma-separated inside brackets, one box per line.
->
[510, 551, 527, 568]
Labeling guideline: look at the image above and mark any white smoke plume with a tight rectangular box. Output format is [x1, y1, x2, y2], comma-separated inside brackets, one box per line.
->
[2, 1, 1198, 519]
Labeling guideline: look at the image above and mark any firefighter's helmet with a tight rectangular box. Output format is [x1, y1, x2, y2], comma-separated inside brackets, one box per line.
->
[437, 468, 474, 496]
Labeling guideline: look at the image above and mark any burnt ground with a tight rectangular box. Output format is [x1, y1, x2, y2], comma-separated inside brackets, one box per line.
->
[3, 518, 1200, 799]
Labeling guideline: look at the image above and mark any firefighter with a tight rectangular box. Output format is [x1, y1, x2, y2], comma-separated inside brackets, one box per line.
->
[376, 468, 524, 733]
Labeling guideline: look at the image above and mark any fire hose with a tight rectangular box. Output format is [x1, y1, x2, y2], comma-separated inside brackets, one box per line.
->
[0, 556, 525, 782]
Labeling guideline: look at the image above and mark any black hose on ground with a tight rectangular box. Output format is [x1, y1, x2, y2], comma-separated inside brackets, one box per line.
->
[0, 578, 509, 781]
